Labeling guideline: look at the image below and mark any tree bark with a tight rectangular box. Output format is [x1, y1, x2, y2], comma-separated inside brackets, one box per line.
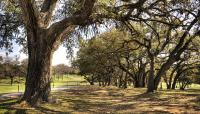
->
[21, 32, 54, 105]
[147, 55, 155, 92]
[18, 0, 96, 106]
[134, 63, 146, 88]
[171, 69, 182, 89]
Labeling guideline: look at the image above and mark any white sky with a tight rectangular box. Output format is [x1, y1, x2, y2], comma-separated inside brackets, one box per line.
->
[52, 46, 71, 66]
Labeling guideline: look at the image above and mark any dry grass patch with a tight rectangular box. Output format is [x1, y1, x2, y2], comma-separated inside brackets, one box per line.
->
[0, 85, 200, 113]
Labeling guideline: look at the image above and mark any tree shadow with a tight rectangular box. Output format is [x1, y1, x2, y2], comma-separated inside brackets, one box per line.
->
[0, 98, 24, 114]
[0, 98, 18, 108]
[15, 109, 27, 114]
[1, 86, 200, 113]
[0, 97, 70, 113]
[130, 92, 163, 101]
[139, 110, 171, 114]
[35, 106, 71, 114]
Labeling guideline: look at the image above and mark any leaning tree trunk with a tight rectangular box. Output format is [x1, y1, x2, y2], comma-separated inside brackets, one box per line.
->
[147, 56, 155, 92]
[21, 30, 54, 105]
[171, 72, 181, 89]
[154, 57, 176, 90]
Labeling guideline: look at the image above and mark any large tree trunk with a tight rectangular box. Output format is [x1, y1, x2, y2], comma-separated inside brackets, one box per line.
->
[18, 0, 96, 106]
[21, 31, 54, 105]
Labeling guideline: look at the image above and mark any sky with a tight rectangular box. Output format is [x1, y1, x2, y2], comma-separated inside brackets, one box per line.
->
[52, 46, 72, 66]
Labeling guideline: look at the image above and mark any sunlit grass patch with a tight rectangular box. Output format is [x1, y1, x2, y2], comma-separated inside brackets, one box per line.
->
[0, 75, 86, 94]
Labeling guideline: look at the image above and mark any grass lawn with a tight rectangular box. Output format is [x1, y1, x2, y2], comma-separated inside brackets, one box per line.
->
[0, 75, 86, 94]
[0, 86, 200, 113]
[0, 77, 25, 93]
[0, 77, 200, 113]
[1, 75, 199, 94]
[51, 75, 87, 87]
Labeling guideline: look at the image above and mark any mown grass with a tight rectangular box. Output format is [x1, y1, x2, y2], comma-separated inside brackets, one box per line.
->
[0, 75, 86, 94]
[0, 86, 200, 113]
[1, 75, 199, 94]
[51, 75, 86, 87]
[0, 77, 200, 113]
[0, 77, 25, 93]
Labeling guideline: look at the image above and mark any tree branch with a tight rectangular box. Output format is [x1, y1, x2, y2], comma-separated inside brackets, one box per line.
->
[39, 0, 58, 28]
[170, 11, 200, 56]
[47, 0, 96, 46]
[19, 0, 38, 29]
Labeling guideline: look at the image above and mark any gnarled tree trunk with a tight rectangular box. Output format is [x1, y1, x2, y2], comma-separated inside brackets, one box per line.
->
[19, 0, 96, 106]
[21, 30, 54, 105]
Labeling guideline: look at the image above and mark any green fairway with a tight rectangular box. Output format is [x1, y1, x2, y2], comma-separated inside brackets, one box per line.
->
[0, 78, 25, 93]
[0, 75, 86, 94]
[1, 75, 199, 94]
[51, 75, 87, 87]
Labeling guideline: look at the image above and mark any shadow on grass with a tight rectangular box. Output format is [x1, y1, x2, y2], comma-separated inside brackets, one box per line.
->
[1, 86, 200, 113]
[35, 106, 70, 114]
[15, 109, 27, 114]
[62, 88, 176, 113]
[0, 97, 69, 114]
[133, 92, 162, 100]
[0, 98, 18, 108]
[0, 98, 21, 114]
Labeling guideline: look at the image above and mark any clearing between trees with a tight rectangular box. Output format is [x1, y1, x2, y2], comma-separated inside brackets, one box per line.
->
[0, 86, 200, 114]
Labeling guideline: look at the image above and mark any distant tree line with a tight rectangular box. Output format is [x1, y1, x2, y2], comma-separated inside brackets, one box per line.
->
[0, 55, 27, 85]
[0, 55, 78, 85]
[52, 64, 79, 80]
